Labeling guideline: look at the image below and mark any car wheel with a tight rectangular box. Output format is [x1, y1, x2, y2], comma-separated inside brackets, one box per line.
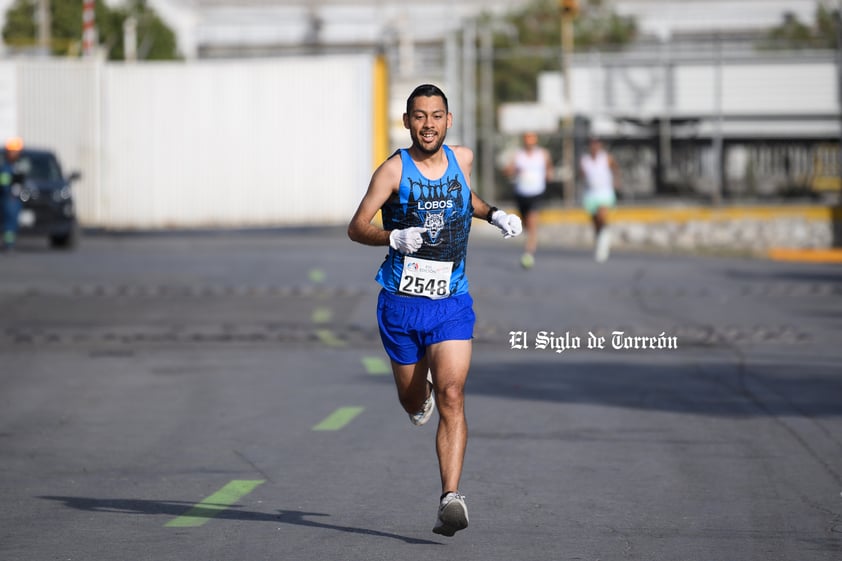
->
[49, 223, 79, 250]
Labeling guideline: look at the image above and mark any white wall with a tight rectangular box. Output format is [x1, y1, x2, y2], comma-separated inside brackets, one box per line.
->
[10, 59, 101, 220]
[11, 55, 375, 229]
[523, 55, 839, 137]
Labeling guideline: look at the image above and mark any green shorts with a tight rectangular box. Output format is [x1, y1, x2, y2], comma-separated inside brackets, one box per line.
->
[583, 192, 616, 215]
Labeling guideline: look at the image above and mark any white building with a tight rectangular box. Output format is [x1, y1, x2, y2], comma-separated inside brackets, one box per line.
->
[614, 0, 823, 39]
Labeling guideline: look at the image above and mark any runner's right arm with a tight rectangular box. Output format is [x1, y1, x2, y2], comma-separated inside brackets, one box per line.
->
[348, 155, 401, 247]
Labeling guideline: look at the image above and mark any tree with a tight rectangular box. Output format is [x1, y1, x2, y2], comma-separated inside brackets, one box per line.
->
[2, 0, 179, 60]
[486, 0, 637, 104]
[814, 3, 840, 48]
[107, 0, 179, 60]
[760, 4, 840, 50]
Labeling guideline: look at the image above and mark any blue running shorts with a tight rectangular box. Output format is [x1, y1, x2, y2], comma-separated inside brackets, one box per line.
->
[376, 289, 476, 365]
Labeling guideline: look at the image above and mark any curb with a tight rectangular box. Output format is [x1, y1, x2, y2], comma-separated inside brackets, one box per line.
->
[534, 204, 835, 225]
[767, 248, 842, 264]
[529, 205, 841, 263]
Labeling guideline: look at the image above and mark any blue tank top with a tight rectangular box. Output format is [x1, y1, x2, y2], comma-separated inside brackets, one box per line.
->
[375, 145, 474, 298]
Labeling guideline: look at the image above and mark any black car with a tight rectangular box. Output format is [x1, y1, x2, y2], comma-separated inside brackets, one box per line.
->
[2, 147, 80, 249]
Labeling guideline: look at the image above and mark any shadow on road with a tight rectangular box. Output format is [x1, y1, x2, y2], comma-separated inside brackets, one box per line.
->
[459, 357, 842, 419]
[38, 496, 440, 545]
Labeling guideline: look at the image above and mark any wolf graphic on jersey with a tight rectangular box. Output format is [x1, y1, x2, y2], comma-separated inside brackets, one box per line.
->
[408, 175, 466, 249]
[423, 209, 445, 245]
[375, 145, 474, 297]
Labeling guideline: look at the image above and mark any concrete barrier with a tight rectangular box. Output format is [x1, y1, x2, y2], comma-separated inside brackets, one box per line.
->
[518, 204, 842, 261]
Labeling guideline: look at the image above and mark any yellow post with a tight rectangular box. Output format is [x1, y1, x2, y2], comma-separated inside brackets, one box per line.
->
[372, 54, 390, 170]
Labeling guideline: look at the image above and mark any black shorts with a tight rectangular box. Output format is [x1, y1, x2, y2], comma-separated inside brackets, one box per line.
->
[515, 194, 543, 217]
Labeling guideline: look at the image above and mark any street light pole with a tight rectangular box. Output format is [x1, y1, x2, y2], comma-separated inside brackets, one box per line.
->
[560, 0, 578, 207]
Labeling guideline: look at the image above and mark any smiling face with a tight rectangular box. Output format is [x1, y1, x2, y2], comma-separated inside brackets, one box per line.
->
[403, 94, 451, 156]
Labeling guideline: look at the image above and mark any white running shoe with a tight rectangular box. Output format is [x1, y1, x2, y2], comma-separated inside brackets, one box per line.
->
[409, 370, 435, 426]
[595, 228, 612, 263]
[433, 492, 469, 536]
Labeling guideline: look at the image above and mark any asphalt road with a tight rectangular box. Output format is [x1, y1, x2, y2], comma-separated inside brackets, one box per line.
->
[1, 227, 841, 561]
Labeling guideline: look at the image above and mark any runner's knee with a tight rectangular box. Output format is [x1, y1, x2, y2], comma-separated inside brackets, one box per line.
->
[435, 383, 464, 413]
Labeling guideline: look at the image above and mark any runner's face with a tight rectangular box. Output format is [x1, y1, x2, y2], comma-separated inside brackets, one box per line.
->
[405, 95, 451, 155]
[523, 133, 538, 148]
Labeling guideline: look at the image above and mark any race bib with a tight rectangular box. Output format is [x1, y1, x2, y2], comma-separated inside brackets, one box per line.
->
[399, 256, 453, 300]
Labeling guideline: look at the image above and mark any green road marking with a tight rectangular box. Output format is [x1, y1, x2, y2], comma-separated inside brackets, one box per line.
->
[315, 328, 344, 347]
[361, 356, 390, 375]
[311, 307, 332, 324]
[165, 479, 265, 528]
[313, 406, 365, 431]
[308, 269, 326, 283]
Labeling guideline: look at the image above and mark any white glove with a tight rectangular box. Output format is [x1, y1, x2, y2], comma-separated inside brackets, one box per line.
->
[490, 210, 522, 239]
[389, 227, 426, 254]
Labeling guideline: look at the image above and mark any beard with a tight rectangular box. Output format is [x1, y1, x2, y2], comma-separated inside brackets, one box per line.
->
[412, 129, 447, 155]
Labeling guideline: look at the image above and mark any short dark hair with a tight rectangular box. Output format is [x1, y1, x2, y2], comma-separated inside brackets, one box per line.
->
[406, 84, 448, 115]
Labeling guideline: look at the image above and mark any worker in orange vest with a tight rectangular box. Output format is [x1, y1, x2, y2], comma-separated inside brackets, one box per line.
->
[1, 137, 25, 251]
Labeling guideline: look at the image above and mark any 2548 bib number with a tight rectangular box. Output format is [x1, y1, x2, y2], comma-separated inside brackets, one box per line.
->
[400, 276, 449, 297]
[399, 256, 453, 300]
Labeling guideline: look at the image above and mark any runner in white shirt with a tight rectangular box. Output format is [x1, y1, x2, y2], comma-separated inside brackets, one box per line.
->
[504, 132, 553, 269]
[580, 137, 621, 262]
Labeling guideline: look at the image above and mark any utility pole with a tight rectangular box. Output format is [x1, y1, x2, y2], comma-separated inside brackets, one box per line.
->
[559, 0, 579, 207]
[36, 0, 50, 55]
[462, 19, 477, 160]
[836, 0, 842, 208]
[124, 16, 138, 62]
[479, 22, 495, 203]
[712, 33, 724, 205]
[659, 34, 673, 196]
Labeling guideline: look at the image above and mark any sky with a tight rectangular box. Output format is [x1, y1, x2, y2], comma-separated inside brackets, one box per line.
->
[0, 0, 827, 54]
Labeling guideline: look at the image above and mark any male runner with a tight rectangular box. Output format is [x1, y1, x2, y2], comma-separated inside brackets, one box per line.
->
[348, 84, 522, 536]
[504, 131, 553, 269]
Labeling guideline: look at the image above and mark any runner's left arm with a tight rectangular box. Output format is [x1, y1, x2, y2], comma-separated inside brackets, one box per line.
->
[451, 144, 521, 238]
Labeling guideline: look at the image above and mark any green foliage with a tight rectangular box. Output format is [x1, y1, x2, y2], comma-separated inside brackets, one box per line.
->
[2, 0, 179, 60]
[760, 5, 840, 50]
[488, 0, 637, 104]
[2, 1, 37, 45]
[108, 0, 179, 60]
[574, 0, 638, 47]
